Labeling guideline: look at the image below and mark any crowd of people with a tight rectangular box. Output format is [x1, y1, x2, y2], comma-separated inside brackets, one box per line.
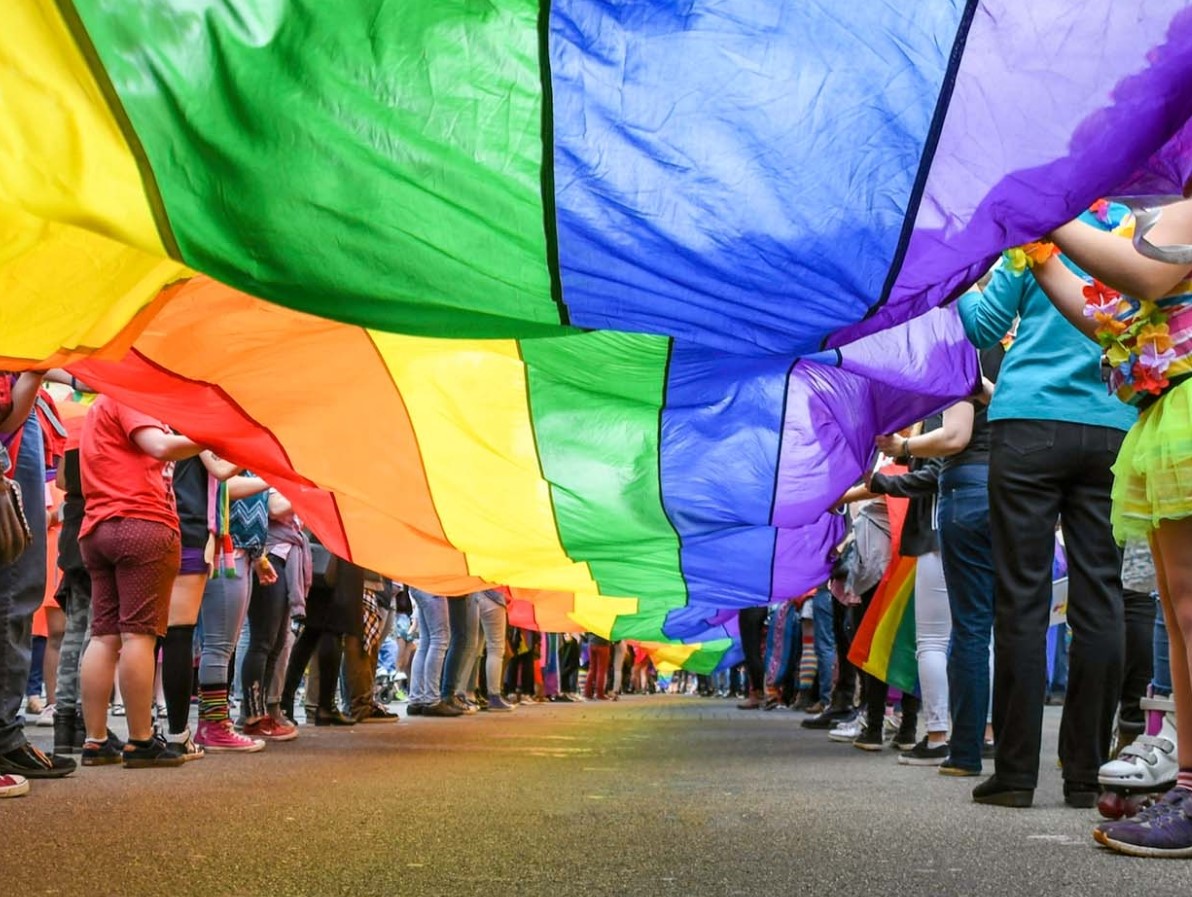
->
[1, 195, 1191, 860]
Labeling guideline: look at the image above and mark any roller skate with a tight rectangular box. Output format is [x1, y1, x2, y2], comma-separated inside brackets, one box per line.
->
[1097, 695, 1178, 821]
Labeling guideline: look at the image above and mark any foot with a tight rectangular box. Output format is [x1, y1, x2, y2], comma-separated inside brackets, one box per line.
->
[243, 716, 300, 740]
[81, 735, 123, 767]
[1064, 781, 1100, 809]
[354, 704, 399, 724]
[313, 709, 358, 727]
[1096, 787, 1192, 857]
[899, 738, 949, 767]
[0, 743, 76, 779]
[35, 703, 56, 727]
[122, 733, 186, 768]
[801, 704, 855, 730]
[194, 719, 267, 751]
[972, 775, 1034, 808]
[736, 691, 763, 710]
[25, 695, 45, 716]
[484, 694, 516, 712]
[421, 701, 464, 718]
[0, 773, 29, 798]
[405, 703, 426, 717]
[165, 726, 206, 760]
[853, 727, 884, 752]
[828, 718, 862, 743]
[53, 709, 78, 755]
[939, 760, 980, 777]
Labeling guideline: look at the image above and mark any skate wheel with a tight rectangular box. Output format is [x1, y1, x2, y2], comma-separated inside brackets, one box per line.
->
[1097, 791, 1126, 820]
[1123, 795, 1147, 818]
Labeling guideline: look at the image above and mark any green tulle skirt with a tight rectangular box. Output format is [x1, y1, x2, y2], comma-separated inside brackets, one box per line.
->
[1112, 379, 1192, 542]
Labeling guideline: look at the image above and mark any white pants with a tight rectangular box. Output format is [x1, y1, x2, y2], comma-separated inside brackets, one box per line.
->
[914, 551, 951, 734]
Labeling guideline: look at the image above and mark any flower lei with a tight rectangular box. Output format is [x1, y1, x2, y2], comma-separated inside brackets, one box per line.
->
[1003, 240, 1059, 274]
[1084, 279, 1174, 396]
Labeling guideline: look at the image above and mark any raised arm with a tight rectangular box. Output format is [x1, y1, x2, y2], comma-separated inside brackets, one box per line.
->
[875, 402, 974, 460]
[131, 427, 204, 462]
[1050, 200, 1192, 302]
[0, 372, 45, 435]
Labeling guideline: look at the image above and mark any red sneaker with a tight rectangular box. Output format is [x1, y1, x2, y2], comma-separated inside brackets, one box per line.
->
[243, 717, 298, 742]
[0, 773, 29, 798]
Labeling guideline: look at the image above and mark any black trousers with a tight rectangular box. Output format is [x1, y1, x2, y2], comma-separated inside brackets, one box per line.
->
[832, 597, 857, 705]
[738, 607, 767, 693]
[1120, 588, 1157, 731]
[990, 420, 1125, 789]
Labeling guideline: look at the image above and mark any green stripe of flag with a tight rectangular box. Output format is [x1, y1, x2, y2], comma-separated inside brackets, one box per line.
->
[69, 0, 565, 337]
[520, 331, 688, 636]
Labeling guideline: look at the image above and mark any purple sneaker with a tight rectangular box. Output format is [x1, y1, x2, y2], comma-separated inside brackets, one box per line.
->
[1095, 787, 1192, 857]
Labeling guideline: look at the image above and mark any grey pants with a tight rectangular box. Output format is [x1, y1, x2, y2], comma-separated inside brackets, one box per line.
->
[0, 414, 47, 752]
[53, 568, 92, 715]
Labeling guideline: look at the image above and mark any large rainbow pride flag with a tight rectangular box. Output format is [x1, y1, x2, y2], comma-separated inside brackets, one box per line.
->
[3, 3, 1192, 667]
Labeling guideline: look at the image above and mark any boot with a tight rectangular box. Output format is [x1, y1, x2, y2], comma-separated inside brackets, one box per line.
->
[736, 689, 763, 710]
[53, 709, 77, 755]
[800, 691, 855, 729]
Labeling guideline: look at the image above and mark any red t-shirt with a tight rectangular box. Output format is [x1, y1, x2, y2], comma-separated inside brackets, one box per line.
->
[79, 396, 179, 538]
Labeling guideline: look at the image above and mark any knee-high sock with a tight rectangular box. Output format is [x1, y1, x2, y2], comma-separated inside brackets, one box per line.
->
[162, 625, 197, 734]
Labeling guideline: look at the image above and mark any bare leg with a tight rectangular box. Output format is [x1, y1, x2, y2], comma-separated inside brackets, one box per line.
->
[1150, 520, 1192, 770]
[118, 633, 160, 742]
[80, 635, 120, 741]
[43, 605, 66, 705]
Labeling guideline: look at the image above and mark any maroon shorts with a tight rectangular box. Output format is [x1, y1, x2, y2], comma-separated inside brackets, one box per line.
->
[80, 518, 180, 638]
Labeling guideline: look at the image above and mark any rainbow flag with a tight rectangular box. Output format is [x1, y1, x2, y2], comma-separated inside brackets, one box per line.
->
[847, 487, 919, 693]
[59, 277, 967, 668]
[3, 2, 1191, 365]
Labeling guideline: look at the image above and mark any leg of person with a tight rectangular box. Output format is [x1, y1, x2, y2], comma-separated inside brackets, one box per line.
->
[1118, 588, 1158, 747]
[52, 570, 91, 754]
[981, 423, 1064, 802]
[314, 630, 351, 724]
[267, 627, 294, 721]
[281, 623, 319, 721]
[591, 644, 610, 699]
[479, 596, 510, 709]
[1057, 425, 1125, 803]
[812, 585, 836, 707]
[43, 605, 66, 709]
[914, 552, 952, 746]
[194, 555, 260, 752]
[0, 414, 58, 775]
[241, 556, 288, 724]
[612, 641, 627, 696]
[161, 570, 206, 740]
[410, 590, 454, 715]
[737, 606, 766, 706]
[440, 594, 470, 701]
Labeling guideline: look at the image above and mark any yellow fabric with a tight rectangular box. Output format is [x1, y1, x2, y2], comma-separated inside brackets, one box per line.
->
[0, 1, 165, 254]
[0, 2, 183, 364]
[371, 333, 602, 596]
[0, 212, 186, 364]
[1112, 379, 1192, 541]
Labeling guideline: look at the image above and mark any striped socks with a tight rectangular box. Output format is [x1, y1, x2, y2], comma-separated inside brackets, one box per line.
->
[198, 684, 229, 723]
[1177, 768, 1192, 793]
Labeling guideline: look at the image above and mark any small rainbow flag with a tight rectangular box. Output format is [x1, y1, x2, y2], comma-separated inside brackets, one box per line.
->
[847, 484, 919, 694]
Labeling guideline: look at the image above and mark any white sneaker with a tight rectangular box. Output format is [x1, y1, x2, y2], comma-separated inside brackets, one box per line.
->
[165, 726, 206, 762]
[1099, 713, 1178, 790]
[35, 703, 56, 727]
[0, 773, 30, 798]
[829, 718, 863, 742]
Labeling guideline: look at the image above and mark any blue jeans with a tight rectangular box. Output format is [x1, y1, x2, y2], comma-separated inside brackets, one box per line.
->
[441, 593, 479, 698]
[0, 414, 47, 752]
[409, 590, 449, 705]
[1153, 594, 1172, 695]
[476, 591, 507, 697]
[198, 554, 251, 685]
[938, 464, 995, 773]
[811, 585, 836, 705]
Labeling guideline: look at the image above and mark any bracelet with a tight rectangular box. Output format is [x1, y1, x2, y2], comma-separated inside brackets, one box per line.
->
[902, 437, 912, 460]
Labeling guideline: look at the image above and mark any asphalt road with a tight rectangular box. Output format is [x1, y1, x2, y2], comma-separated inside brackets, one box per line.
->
[2, 697, 1180, 896]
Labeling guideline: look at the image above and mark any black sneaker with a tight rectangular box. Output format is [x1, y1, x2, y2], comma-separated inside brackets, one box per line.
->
[939, 760, 981, 777]
[313, 710, 357, 727]
[801, 705, 855, 730]
[1063, 781, 1099, 809]
[899, 737, 949, 766]
[890, 724, 918, 752]
[122, 733, 185, 769]
[853, 727, 884, 751]
[405, 703, 426, 717]
[422, 701, 464, 718]
[0, 743, 76, 778]
[81, 733, 124, 766]
[53, 710, 78, 755]
[354, 704, 399, 724]
[971, 775, 1033, 808]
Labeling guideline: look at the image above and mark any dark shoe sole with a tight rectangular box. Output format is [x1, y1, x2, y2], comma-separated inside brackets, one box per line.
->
[122, 755, 186, 769]
[1064, 791, 1099, 809]
[853, 740, 884, 752]
[81, 754, 122, 767]
[973, 788, 1034, 808]
[939, 765, 981, 777]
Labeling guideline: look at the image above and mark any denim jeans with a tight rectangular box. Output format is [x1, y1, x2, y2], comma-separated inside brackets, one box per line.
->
[0, 414, 47, 752]
[938, 463, 995, 773]
[53, 568, 92, 715]
[409, 590, 449, 705]
[811, 585, 836, 704]
[476, 591, 507, 698]
[914, 551, 952, 734]
[1153, 595, 1172, 695]
[441, 593, 479, 698]
[198, 554, 251, 685]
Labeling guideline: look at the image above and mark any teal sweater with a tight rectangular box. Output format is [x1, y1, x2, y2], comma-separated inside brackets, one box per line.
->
[958, 233, 1137, 433]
